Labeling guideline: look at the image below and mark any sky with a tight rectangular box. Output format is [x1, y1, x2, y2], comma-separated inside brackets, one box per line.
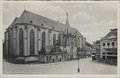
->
[3, 1, 118, 44]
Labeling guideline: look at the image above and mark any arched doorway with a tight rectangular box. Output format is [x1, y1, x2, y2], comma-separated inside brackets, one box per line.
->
[53, 34, 56, 46]
[30, 29, 35, 55]
[19, 28, 24, 56]
[41, 31, 46, 52]
[53, 59, 54, 62]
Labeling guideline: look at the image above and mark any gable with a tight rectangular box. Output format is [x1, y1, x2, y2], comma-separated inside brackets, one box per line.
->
[101, 29, 117, 40]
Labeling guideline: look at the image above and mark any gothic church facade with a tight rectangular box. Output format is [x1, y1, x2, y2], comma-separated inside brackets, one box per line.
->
[4, 10, 86, 63]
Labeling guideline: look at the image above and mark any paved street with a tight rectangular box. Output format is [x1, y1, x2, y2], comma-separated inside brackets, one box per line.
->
[3, 58, 117, 74]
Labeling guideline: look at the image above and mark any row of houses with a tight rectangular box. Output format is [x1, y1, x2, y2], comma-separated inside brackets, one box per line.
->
[92, 28, 117, 65]
[3, 10, 92, 64]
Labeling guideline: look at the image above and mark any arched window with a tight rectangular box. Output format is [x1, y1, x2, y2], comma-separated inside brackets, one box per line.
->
[58, 33, 61, 45]
[78, 38, 80, 46]
[65, 38, 67, 46]
[8, 30, 10, 56]
[41, 31, 46, 52]
[30, 29, 35, 55]
[71, 37, 73, 45]
[19, 28, 24, 56]
[53, 34, 56, 46]
[79, 38, 81, 47]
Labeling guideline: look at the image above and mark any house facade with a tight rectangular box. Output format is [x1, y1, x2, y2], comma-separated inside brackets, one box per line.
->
[4, 10, 86, 63]
[92, 40, 100, 60]
[100, 29, 117, 64]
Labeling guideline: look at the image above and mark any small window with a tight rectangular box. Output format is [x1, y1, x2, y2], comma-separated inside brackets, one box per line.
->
[30, 20, 32, 23]
[50, 56, 51, 60]
[112, 42, 115, 46]
[46, 56, 49, 61]
[37, 28, 40, 31]
[41, 24, 44, 26]
[52, 27, 54, 29]
[107, 42, 110, 46]
[103, 43, 105, 46]
[56, 56, 58, 60]
[102, 53, 105, 54]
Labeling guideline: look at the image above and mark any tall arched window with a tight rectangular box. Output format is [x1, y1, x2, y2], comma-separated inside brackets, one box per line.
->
[65, 38, 67, 46]
[53, 34, 56, 46]
[79, 38, 81, 47]
[58, 33, 61, 45]
[8, 30, 10, 56]
[78, 38, 80, 46]
[30, 29, 35, 55]
[19, 28, 24, 56]
[41, 31, 46, 52]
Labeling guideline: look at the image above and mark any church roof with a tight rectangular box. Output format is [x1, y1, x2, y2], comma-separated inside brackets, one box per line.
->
[7, 17, 19, 29]
[18, 10, 65, 31]
[10, 10, 85, 38]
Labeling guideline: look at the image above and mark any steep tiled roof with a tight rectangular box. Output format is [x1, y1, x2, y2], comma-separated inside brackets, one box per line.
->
[10, 10, 85, 38]
[7, 17, 19, 29]
[18, 10, 65, 31]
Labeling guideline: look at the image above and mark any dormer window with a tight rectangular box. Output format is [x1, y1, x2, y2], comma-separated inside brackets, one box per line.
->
[24, 26, 27, 29]
[30, 20, 33, 23]
[52, 27, 54, 29]
[41, 24, 44, 26]
[14, 26, 17, 29]
[37, 27, 40, 31]
[11, 28, 13, 30]
[49, 29, 51, 33]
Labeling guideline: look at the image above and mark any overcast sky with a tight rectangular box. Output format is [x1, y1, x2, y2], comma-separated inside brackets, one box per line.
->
[3, 2, 118, 44]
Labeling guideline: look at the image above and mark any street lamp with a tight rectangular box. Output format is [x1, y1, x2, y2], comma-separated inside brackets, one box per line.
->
[75, 32, 80, 73]
[77, 47, 80, 73]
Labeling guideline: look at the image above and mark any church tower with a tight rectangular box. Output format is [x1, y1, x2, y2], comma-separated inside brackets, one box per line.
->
[66, 12, 70, 27]
[64, 12, 70, 46]
[64, 12, 70, 35]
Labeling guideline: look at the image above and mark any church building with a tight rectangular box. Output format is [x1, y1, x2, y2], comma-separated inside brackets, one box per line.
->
[4, 10, 86, 63]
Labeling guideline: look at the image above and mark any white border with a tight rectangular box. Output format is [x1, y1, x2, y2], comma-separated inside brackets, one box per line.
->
[0, 0, 120, 78]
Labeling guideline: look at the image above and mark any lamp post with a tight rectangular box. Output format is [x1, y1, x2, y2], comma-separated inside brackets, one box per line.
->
[77, 47, 80, 73]
[75, 32, 80, 73]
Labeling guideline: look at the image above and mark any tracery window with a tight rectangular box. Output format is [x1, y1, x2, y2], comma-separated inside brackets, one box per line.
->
[8, 30, 10, 56]
[41, 31, 46, 52]
[19, 28, 24, 56]
[53, 34, 56, 46]
[30, 29, 35, 55]
[58, 33, 61, 45]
